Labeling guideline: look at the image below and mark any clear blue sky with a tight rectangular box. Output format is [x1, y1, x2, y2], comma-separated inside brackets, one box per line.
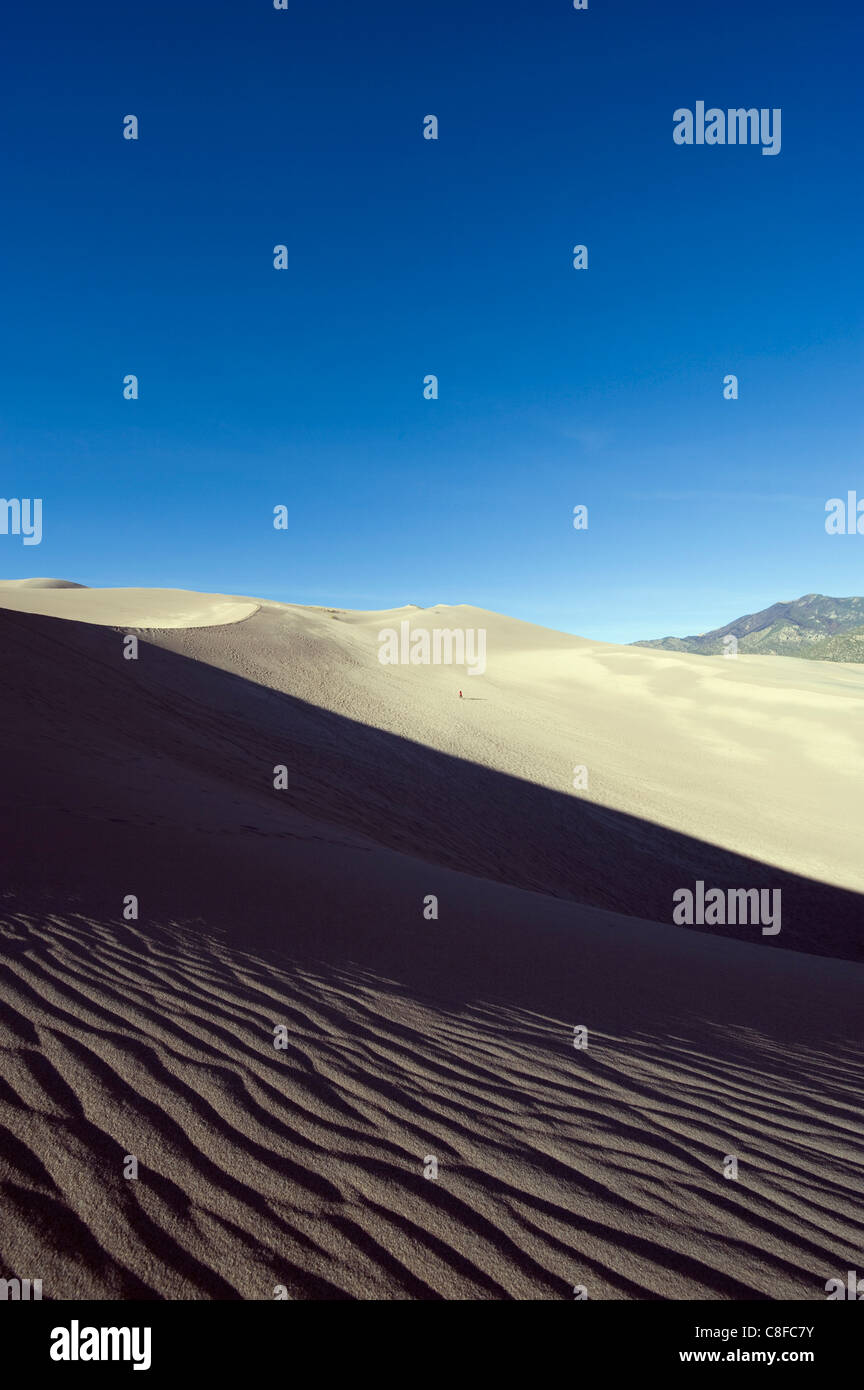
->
[1, 0, 862, 642]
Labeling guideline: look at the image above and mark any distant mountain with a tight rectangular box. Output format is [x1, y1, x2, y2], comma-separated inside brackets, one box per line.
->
[633, 594, 864, 662]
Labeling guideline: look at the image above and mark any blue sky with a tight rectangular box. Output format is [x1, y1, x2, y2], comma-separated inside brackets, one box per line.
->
[1, 0, 862, 642]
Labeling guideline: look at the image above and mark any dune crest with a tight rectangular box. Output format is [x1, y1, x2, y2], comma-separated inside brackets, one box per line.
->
[0, 584, 258, 628]
[0, 577, 87, 589]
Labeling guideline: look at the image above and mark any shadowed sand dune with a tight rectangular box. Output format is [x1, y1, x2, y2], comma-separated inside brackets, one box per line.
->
[0, 592, 862, 1299]
[1, 907, 862, 1301]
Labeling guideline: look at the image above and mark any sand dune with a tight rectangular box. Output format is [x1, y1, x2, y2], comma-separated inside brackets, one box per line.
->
[0, 588, 861, 1300]
[152, 596, 864, 910]
[2, 903, 861, 1300]
[0, 578, 87, 590]
[0, 584, 257, 628]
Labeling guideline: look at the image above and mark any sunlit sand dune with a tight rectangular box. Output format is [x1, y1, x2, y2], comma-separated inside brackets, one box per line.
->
[0, 583, 257, 628]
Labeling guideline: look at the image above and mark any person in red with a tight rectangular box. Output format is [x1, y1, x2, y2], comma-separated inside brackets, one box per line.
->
[458, 690, 463, 698]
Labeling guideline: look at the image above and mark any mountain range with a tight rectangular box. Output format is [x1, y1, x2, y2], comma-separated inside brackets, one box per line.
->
[633, 593, 864, 661]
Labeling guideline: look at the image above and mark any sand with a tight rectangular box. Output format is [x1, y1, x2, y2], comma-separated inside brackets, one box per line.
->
[0, 586, 861, 1299]
[0, 582, 258, 629]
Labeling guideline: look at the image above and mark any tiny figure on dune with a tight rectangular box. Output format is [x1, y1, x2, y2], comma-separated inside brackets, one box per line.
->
[458, 689, 463, 699]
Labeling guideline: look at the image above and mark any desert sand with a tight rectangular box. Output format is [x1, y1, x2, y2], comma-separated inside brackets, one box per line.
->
[0, 583, 861, 1299]
[0, 581, 258, 629]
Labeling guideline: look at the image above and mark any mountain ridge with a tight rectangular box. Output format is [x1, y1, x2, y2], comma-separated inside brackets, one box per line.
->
[633, 593, 864, 661]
